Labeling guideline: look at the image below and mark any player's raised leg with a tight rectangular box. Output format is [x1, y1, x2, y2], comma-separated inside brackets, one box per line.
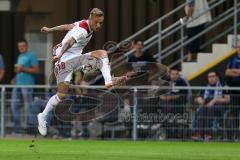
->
[90, 49, 127, 88]
[90, 50, 113, 87]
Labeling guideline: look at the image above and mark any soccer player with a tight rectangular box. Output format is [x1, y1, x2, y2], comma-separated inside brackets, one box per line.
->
[37, 8, 122, 136]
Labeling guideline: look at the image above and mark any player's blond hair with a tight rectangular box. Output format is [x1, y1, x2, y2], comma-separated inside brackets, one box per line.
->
[89, 8, 104, 19]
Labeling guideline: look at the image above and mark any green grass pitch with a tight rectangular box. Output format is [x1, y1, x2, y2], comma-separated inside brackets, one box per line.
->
[0, 139, 240, 160]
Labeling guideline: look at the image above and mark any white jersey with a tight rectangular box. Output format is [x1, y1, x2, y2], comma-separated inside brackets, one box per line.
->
[53, 19, 93, 62]
[185, 0, 212, 28]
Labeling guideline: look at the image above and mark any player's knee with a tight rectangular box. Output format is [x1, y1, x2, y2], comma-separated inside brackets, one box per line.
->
[99, 50, 108, 57]
[56, 82, 69, 100]
[93, 50, 107, 58]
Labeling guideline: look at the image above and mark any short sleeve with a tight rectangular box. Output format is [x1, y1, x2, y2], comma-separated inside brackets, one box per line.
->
[178, 79, 188, 94]
[145, 54, 156, 62]
[0, 54, 5, 69]
[30, 53, 39, 66]
[70, 27, 87, 43]
[128, 54, 135, 62]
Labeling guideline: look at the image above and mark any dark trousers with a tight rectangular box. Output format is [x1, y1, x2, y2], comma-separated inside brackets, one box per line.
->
[195, 105, 224, 136]
[186, 24, 206, 54]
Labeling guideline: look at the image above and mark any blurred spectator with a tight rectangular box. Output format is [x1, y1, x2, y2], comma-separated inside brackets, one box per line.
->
[143, 68, 190, 140]
[159, 68, 188, 114]
[225, 42, 240, 139]
[0, 53, 5, 82]
[126, 39, 156, 83]
[193, 71, 230, 141]
[128, 39, 156, 63]
[184, 0, 212, 62]
[11, 39, 39, 134]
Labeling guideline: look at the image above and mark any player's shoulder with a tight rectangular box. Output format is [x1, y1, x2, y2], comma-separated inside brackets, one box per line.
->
[76, 19, 91, 34]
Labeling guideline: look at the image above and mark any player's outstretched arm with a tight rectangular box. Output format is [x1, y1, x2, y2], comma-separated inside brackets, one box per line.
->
[41, 24, 75, 33]
[52, 37, 76, 62]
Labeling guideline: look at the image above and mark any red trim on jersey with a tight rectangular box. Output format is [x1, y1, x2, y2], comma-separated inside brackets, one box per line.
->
[79, 20, 91, 34]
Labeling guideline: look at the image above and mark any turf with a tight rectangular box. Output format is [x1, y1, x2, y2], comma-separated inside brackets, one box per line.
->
[0, 139, 240, 160]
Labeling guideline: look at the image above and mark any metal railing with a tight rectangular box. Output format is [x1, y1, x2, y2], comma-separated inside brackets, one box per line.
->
[1, 85, 240, 142]
[111, 0, 240, 71]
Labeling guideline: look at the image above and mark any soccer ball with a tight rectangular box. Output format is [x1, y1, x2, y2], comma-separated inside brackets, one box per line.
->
[81, 56, 101, 77]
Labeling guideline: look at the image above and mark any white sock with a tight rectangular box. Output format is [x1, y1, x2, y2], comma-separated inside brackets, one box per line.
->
[100, 57, 112, 84]
[42, 94, 61, 117]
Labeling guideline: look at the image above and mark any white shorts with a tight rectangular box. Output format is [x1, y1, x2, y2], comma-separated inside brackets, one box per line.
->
[54, 52, 92, 84]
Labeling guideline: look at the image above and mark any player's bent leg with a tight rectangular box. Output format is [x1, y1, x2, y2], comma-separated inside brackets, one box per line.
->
[91, 50, 127, 87]
[37, 82, 69, 136]
[90, 49, 108, 59]
[89, 50, 113, 88]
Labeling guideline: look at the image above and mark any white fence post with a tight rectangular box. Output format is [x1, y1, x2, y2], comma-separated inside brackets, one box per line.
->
[132, 88, 138, 141]
[1, 87, 5, 138]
